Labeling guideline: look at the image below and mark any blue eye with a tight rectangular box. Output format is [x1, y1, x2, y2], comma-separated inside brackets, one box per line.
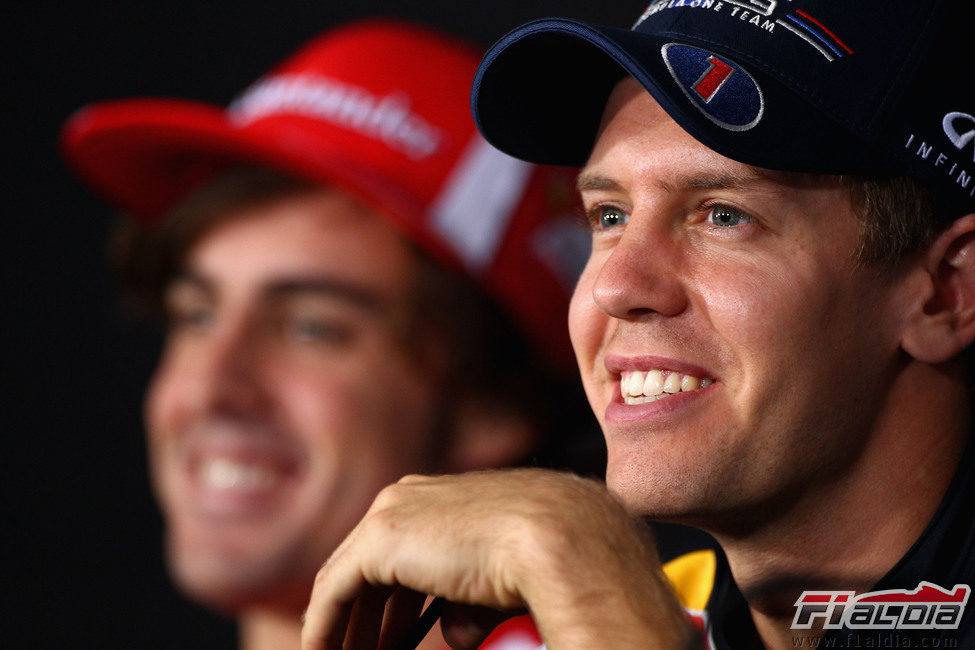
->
[707, 205, 750, 227]
[595, 206, 629, 229]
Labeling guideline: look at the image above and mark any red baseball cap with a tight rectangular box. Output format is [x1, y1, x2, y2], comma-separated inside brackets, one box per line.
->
[61, 19, 587, 367]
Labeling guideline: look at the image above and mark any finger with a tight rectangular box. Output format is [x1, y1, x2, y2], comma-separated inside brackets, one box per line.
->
[344, 585, 395, 650]
[440, 603, 525, 650]
[303, 554, 367, 650]
[302, 591, 355, 650]
[304, 510, 402, 650]
[384, 594, 442, 650]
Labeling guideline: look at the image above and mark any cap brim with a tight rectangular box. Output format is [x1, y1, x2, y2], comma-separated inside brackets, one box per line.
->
[61, 98, 427, 224]
[472, 18, 886, 174]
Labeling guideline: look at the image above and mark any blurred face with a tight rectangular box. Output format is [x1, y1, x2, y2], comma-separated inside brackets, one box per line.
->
[145, 188, 446, 613]
[570, 79, 912, 531]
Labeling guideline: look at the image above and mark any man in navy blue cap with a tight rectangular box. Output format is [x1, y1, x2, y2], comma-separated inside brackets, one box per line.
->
[302, 2, 975, 648]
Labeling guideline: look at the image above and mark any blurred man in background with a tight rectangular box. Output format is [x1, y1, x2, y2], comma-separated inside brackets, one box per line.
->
[62, 20, 597, 649]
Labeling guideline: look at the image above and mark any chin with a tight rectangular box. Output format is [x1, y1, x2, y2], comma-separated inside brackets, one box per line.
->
[164, 527, 312, 615]
[607, 457, 719, 521]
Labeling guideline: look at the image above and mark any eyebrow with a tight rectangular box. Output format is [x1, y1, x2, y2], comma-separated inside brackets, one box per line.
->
[168, 271, 386, 313]
[576, 169, 782, 195]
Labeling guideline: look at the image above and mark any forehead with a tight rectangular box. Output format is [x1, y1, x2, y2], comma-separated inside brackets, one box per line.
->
[582, 77, 844, 200]
[183, 187, 419, 301]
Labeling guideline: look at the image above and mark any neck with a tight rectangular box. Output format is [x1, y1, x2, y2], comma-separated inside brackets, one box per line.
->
[713, 361, 970, 650]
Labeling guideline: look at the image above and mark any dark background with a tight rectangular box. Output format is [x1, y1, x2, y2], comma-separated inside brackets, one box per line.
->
[7, 2, 648, 647]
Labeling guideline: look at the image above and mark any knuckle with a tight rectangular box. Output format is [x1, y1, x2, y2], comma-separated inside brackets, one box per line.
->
[397, 473, 427, 484]
[371, 481, 405, 511]
[313, 561, 332, 586]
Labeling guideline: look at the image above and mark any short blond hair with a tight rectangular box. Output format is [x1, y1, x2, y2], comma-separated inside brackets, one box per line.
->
[847, 175, 937, 268]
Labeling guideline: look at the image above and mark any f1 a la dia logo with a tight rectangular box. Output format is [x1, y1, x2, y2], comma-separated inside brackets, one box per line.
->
[792, 582, 970, 631]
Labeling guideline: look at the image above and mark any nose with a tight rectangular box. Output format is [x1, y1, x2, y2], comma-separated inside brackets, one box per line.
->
[591, 223, 688, 320]
[177, 314, 271, 419]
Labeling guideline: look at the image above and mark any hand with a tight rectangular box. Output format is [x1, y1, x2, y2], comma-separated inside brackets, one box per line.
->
[301, 468, 696, 649]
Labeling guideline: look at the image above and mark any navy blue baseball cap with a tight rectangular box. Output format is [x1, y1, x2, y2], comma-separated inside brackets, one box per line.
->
[471, 0, 975, 219]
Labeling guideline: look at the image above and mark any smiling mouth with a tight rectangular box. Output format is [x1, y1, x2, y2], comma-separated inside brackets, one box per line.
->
[198, 457, 280, 492]
[620, 369, 714, 405]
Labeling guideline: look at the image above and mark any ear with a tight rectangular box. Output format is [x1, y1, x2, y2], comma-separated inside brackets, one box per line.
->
[901, 214, 975, 363]
[439, 400, 537, 473]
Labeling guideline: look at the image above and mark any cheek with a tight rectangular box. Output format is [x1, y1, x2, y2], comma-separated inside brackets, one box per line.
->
[281, 361, 439, 466]
[143, 356, 181, 444]
[569, 267, 616, 421]
[697, 250, 883, 419]
[277, 370, 368, 449]
[696, 249, 829, 354]
[569, 265, 606, 361]
[701, 271, 792, 343]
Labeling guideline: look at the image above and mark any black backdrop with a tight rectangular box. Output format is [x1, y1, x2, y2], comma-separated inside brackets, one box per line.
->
[7, 2, 648, 647]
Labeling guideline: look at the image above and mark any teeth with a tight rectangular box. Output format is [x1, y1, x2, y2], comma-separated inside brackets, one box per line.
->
[199, 458, 276, 491]
[643, 370, 665, 396]
[627, 372, 644, 396]
[663, 373, 682, 394]
[620, 370, 714, 405]
[681, 375, 700, 392]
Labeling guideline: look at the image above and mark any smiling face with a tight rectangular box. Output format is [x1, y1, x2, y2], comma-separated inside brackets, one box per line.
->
[145, 187, 447, 613]
[570, 78, 914, 531]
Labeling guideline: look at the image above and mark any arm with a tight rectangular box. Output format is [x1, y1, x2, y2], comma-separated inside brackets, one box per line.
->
[301, 469, 697, 649]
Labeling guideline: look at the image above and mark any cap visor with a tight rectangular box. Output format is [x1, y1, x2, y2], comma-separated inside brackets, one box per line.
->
[61, 98, 426, 223]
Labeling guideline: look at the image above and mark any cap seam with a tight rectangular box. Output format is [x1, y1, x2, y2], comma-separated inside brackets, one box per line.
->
[860, 0, 943, 135]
